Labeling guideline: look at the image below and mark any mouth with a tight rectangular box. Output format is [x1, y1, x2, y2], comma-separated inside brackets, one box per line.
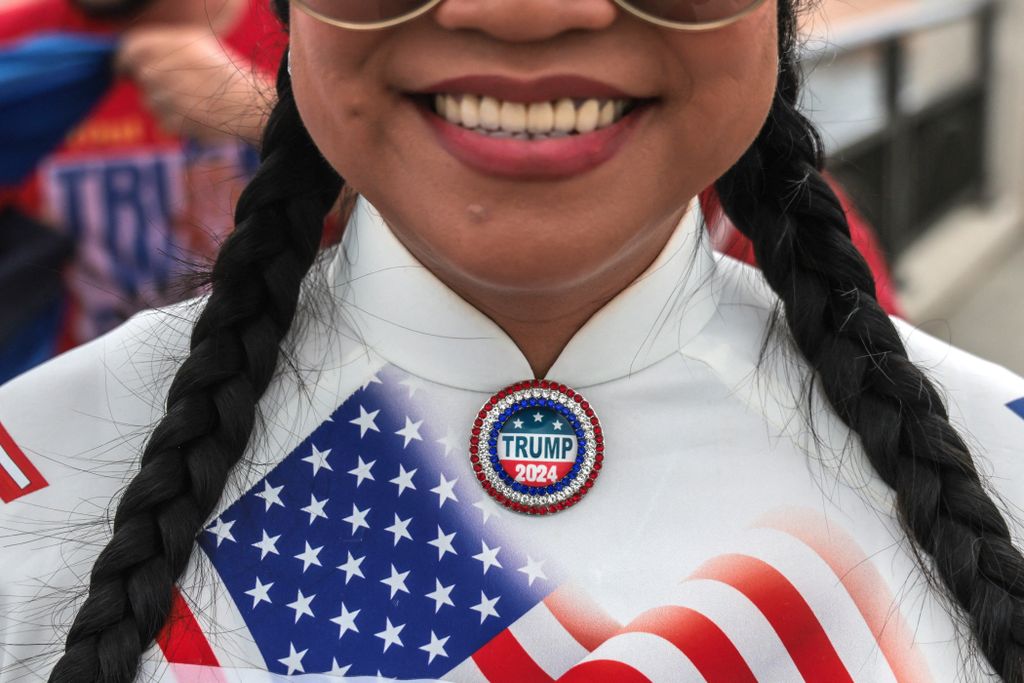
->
[406, 76, 656, 180]
[418, 93, 645, 141]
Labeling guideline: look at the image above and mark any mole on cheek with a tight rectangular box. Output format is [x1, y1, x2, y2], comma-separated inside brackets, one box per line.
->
[466, 204, 490, 224]
[337, 88, 376, 123]
[342, 102, 368, 123]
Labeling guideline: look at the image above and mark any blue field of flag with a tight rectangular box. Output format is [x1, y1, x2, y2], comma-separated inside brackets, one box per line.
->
[199, 368, 558, 678]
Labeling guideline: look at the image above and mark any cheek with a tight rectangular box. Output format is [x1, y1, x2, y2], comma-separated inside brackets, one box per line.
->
[661, 8, 778, 183]
[289, 16, 393, 189]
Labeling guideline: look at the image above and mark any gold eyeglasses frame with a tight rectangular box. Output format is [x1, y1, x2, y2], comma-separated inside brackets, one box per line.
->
[292, 0, 771, 32]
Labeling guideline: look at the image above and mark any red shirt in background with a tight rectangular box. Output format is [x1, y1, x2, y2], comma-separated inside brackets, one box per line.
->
[0, 0, 285, 348]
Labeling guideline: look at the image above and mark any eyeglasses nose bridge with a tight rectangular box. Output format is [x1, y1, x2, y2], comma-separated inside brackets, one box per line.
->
[291, 0, 446, 31]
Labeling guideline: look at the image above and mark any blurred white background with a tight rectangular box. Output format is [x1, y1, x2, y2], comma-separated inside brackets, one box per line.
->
[804, 0, 1024, 373]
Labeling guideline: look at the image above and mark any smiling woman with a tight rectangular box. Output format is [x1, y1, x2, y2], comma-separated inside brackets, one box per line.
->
[1, 0, 1023, 682]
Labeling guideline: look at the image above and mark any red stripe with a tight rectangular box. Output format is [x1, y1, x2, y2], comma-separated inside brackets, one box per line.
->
[543, 585, 621, 652]
[624, 606, 756, 683]
[472, 629, 554, 683]
[756, 511, 935, 683]
[0, 420, 47, 503]
[558, 660, 651, 683]
[156, 587, 220, 667]
[693, 554, 854, 683]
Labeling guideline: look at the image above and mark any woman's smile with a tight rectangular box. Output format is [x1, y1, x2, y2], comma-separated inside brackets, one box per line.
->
[406, 74, 657, 179]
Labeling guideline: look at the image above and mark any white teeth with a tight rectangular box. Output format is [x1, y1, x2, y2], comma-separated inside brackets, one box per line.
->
[460, 95, 480, 129]
[444, 94, 460, 124]
[554, 98, 576, 133]
[432, 93, 634, 137]
[499, 101, 527, 132]
[479, 96, 501, 130]
[527, 102, 554, 133]
[574, 99, 600, 134]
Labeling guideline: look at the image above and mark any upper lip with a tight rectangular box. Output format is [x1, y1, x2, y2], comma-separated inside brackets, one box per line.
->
[409, 74, 647, 103]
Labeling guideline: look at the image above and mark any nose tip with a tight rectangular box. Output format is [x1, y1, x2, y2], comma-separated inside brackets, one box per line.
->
[434, 0, 618, 42]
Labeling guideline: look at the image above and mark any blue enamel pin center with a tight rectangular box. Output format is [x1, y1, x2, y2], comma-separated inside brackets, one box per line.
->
[469, 380, 604, 515]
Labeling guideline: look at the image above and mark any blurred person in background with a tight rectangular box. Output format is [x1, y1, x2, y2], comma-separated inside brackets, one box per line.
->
[0, 0, 284, 382]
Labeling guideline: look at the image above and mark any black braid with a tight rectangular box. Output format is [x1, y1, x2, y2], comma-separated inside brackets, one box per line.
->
[715, 1, 1024, 679]
[48, 38, 343, 683]
[69, 0, 155, 19]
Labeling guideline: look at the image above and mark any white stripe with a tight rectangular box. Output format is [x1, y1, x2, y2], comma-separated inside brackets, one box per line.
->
[721, 528, 899, 683]
[0, 442, 30, 488]
[507, 601, 589, 678]
[581, 632, 706, 683]
[444, 656, 490, 683]
[667, 579, 804, 683]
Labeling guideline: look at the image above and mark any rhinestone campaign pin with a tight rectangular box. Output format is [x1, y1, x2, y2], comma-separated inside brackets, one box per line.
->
[470, 380, 604, 515]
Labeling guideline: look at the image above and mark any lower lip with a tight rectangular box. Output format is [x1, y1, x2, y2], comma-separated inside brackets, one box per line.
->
[417, 100, 650, 180]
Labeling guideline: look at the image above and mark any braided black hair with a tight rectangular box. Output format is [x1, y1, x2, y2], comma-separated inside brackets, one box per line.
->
[47, 0, 1024, 681]
[714, 1, 1024, 680]
[47, 20, 343, 682]
[70, 0, 156, 19]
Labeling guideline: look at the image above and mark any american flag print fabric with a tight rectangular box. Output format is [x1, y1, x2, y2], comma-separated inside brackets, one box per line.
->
[199, 367, 563, 679]
[0, 419, 48, 503]
[556, 525, 924, 683]
[189, 368, 931, 682]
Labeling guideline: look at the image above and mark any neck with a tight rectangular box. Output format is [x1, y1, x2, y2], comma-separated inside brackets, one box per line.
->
[460, 292, 611, 379]
[434, 210, 686, 378]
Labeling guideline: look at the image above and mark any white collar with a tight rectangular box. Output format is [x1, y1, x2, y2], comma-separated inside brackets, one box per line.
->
[330, 197, 718, 392]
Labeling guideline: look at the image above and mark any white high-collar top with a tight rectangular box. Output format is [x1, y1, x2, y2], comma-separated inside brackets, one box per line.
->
[1, 198, 1022, 683]
[336, 198, 718, 391]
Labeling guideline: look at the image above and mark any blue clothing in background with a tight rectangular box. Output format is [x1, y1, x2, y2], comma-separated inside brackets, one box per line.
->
[0, 33, 116, 185]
